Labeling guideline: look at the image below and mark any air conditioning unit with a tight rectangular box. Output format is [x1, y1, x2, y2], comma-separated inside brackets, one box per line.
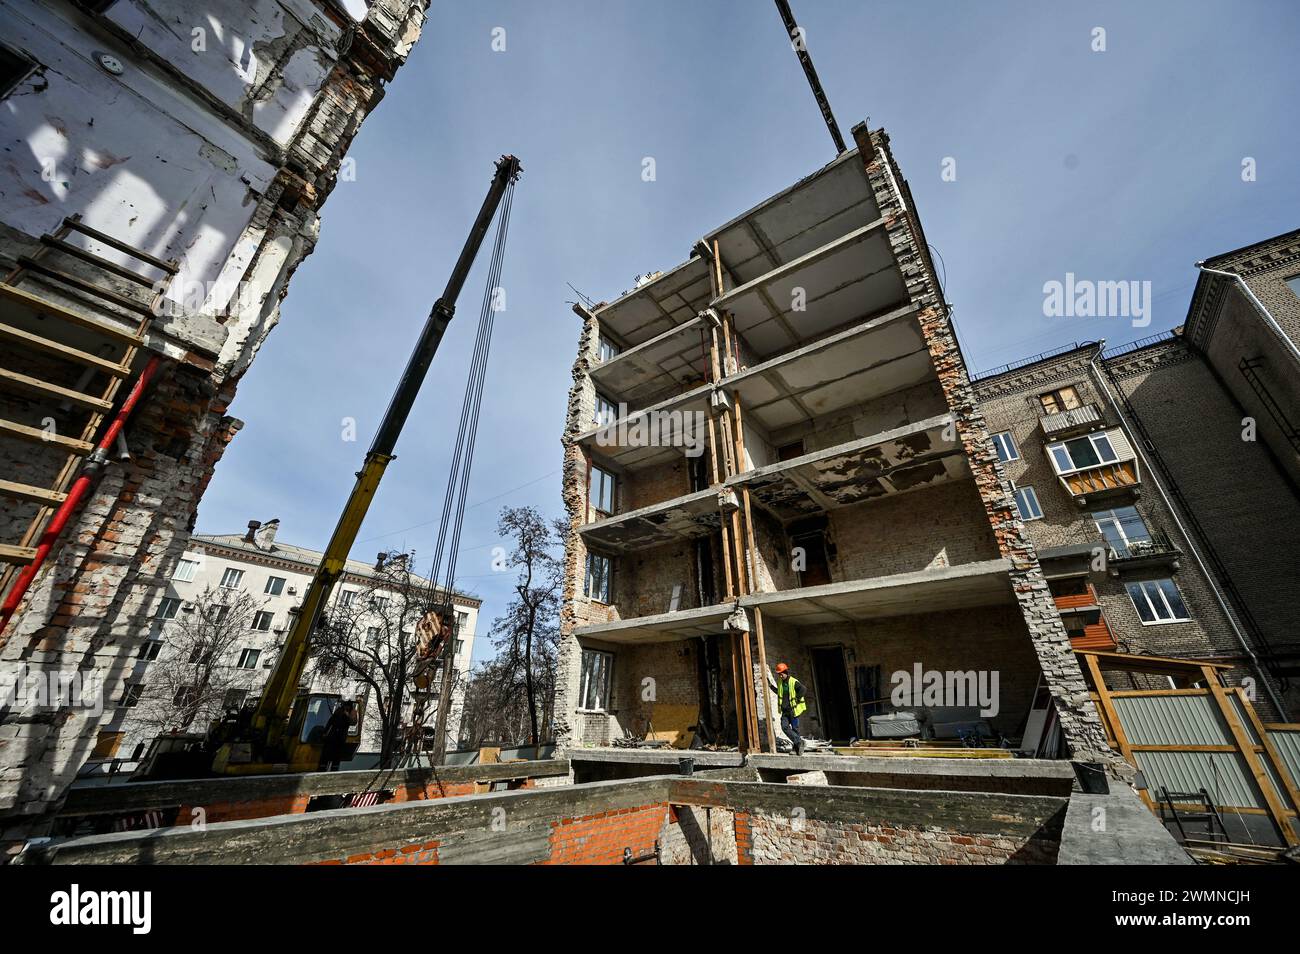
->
[287, 586, 297, 595]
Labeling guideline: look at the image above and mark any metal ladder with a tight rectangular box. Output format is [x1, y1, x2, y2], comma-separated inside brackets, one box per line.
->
[0, 215, 175, 595]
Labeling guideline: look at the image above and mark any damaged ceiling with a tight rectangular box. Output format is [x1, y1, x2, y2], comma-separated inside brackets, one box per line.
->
[733, 414, 968, 520]
[579, 487, 721, 553]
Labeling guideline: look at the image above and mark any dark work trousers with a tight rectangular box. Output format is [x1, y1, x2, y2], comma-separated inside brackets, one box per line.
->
[781, 713, 803, 754]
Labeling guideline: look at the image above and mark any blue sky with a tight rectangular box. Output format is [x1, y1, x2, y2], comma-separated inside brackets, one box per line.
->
[194, 1, 1300, 665]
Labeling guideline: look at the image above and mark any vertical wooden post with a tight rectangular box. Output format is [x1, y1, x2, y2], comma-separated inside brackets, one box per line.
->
[1083, 653, 1151, 810]
[1203, 666, 1298, 846]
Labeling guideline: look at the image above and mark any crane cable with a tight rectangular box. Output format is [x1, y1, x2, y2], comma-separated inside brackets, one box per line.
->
[426, 177, 515, 635]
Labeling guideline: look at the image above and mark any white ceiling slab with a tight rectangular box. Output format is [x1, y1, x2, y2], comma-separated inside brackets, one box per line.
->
[575, 602, 737, 645]
[742, 559, 1015, 626]
[589, 316, 710, 405]
[593, 257, 713, 347]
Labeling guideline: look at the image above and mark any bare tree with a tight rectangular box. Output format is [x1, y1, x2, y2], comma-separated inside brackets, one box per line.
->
[482, 507, 563, 747]
[311, 554, 461, 767]
[130, 586, 266, 739]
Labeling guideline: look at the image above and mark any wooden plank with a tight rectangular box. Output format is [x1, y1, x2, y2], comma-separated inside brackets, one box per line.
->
[0, 322, 128, 376]
[1084, 653, 1150, 808]
[1233, 688, 1300, 817]
[0, 367, 112, 411]
[0, 417, 94, 454]
[1202, 666, 1298, 847]
[0, 478, 67, 506]
[1109, 688, 1210, 698]
[0, 283, 144, 347]
[0, 543, 37, 566]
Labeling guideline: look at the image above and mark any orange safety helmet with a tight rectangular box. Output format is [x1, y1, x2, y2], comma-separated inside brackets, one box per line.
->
[775, 662, 789, 674]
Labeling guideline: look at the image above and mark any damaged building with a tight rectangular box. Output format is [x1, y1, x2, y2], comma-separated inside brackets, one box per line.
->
[556, 125, 1116, 771]
[0, 0, 430, 850]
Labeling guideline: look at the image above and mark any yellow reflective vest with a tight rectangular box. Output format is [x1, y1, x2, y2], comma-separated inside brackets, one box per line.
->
[779, 676, 807, 717]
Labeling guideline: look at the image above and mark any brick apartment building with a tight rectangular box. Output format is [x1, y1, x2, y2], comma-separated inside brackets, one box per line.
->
[556, 125, 1113, 765]
[972, 339, 1293, 719]
[0, 0, 429, 843]
[97, 519, 479, 760]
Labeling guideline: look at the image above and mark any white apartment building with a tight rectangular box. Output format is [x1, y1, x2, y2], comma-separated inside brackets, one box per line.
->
[97, 519, 480, 760]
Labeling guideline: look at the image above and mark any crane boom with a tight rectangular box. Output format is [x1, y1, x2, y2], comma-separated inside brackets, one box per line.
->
[246, 155, 522, 761]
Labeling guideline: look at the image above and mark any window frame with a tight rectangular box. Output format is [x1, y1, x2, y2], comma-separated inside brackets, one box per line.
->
[584, 551, 613, 603]
[1039, 386, 1082, 416]
[1012, 483, 1043, 521]
[155, 597, 182, 620]
[0, 43, 38, 101]
[992, 430, 1019, 462]
[137, 639, 163, 661]
[597, 335, 621, 363]
[219, 567, 244, 589]
[120, 683, 145, 709]
[589, 465, 616, 517]
[236, 648, 262, 670]
[264, 575, 286, 596]
[1125, 578, 1191, 625]
[172, 558, 199, 582]
[250, 610, 274, 632]
[594, 392, 618, 428]
[1046, 431, 1121, 475]
[579, 648, 614, 712]
[1093, 505, 1151, 556]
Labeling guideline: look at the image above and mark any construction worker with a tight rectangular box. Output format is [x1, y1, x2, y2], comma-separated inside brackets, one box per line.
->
[775, 663, 806, 756]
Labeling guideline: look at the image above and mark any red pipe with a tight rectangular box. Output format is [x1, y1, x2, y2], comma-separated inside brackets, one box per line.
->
[1, 355, 163, 631]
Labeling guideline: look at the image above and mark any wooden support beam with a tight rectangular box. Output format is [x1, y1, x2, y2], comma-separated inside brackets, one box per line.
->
[1201, 666, 1298, 846]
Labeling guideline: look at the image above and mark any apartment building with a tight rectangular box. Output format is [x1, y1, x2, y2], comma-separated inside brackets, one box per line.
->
[98, 519, 480, 759]
[0, 0, 429, 841]
[972, 342, 1290, 718]
[556, 125, 1112, 766]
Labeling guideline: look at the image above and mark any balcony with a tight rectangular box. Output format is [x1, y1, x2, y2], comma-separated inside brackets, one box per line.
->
[1106, 527, 1181, 574]
[1039, 403, 1105, 439]
[588, 315, 710, 406]
[1050, 580, 1117, 651]
[1048, 428, 1141, 504]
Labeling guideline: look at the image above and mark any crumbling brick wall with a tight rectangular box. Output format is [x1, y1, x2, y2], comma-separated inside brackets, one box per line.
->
[0, 0, 432, 850]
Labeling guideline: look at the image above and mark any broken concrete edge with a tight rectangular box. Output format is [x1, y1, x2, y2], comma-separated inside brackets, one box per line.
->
[1056, 786, 1193, 865]
[21, 773, 1075, 866]
[58, 759, 570, 816]
[749, 753, 1077, 782]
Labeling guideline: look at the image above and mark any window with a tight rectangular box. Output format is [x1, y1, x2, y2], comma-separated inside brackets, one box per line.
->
[173, 686, 199, 708]
[1039, 386, 1082, 416]
[172, 559, 199, 582]
[579, 649, 613, 711]
[1047, 431, 1119, 474]
[155, 597, 181, 620]
[1013, 484, 1043, 520]
[1126, 578, 1190, 624]
[371, 595, 389, 612]
[207, 604, 230, 624]
[597, 336, 621, 363]
[0, 44, 37, 100]
[455, 639, 464, 655]
[594, 393, 617, 428]
[120, 684, 145, 709]
[136, 640, 163, 661]
[590, 465, 616, 516]
[236, 648, 261, 670]
[1093, 506, 1151, 557]
[250, 611, 274, 632]
[1286, 274, 1300, 302]
[339, 589, 356, 607]
[222, 688, 249, 711]
[220, 567, 244, 589]
[366, 627, 380, 644]
[264, 576, 286, 596]
[992, 431, 1019, 462]
[188, 645, 212, 665]
[455, 611, 468, 631]
[584, 552, 613, 603]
